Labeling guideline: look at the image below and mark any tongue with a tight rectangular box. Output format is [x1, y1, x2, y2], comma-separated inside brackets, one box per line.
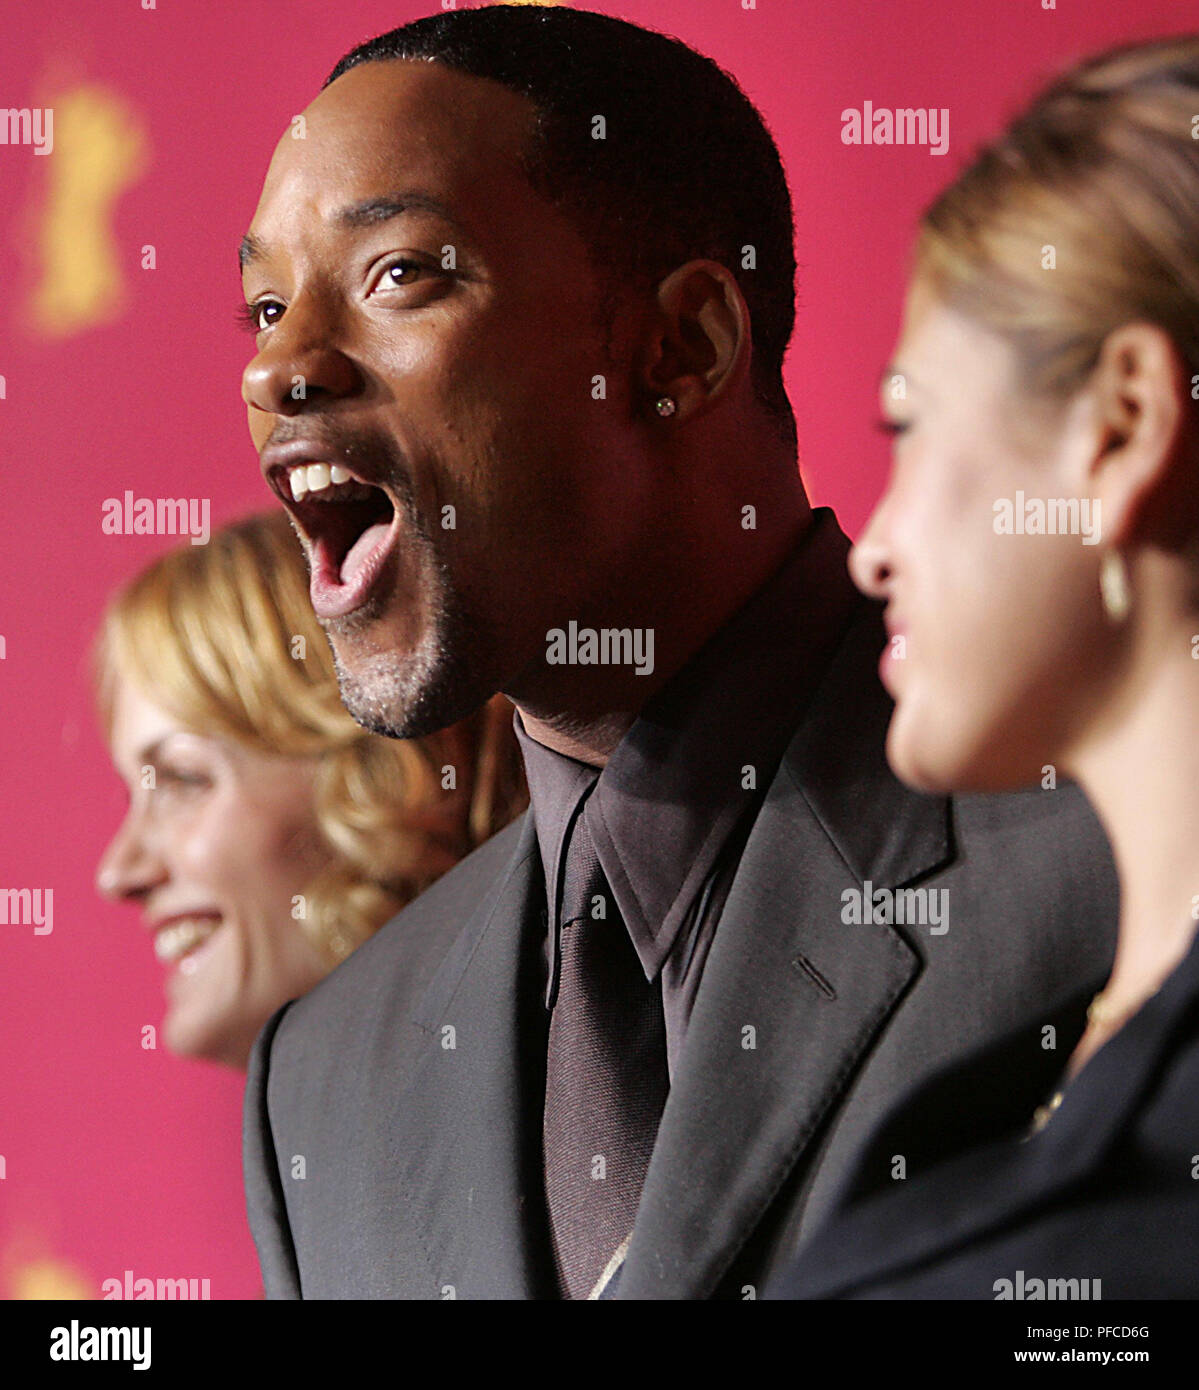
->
[340, 520, 392, 587]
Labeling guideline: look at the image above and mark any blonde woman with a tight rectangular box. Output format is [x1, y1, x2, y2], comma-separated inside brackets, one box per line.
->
[771, 36, 1199, 1299]
[95, 510, 527, 1070]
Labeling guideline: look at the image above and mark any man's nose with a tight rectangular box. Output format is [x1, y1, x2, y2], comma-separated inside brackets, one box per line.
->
[96, 806, 168, 905]
[241, 298, 364, 417]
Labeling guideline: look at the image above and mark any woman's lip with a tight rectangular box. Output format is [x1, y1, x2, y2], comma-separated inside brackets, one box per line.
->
[153, 914, 222, 966]
[879, 640, 903, 693]
[882, 617, 907, 651]
[309, 512, 401, 620]
[149, 910, 222, 932]
[164, 923, 226, 990]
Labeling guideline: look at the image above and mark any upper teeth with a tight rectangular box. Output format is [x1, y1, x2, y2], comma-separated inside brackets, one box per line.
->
[154, 918, 220, 964]
[289, 463, 352, 501]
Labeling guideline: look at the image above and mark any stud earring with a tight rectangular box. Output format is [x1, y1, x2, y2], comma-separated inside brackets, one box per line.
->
[654, 396, 677, 418]
[1099, 549, 1131, 623]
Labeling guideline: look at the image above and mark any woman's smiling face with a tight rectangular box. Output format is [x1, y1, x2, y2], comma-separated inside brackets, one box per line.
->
[97, 678, 334, 1068]
[848, 279, 1112, 794]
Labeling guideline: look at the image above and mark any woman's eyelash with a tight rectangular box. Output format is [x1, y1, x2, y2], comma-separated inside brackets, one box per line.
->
[157, 768, 209, 788]
[875, 418, 911, 437]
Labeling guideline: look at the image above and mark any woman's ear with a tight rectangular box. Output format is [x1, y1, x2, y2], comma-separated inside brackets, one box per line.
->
[1085, 323, 1192, 550]
[638, 259, 751, 422]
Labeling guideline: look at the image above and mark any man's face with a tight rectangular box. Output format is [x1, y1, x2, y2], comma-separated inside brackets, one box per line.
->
[241, 60, 653, 737]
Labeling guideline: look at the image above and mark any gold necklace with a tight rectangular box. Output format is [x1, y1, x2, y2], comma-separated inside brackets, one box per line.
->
[1085, 988, 1141, 1027]
[1026, 988, 1146, 1138]
[1026, 1090, 1063, 1138]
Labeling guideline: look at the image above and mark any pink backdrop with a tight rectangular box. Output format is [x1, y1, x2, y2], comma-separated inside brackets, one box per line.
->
[0, 0, 1192, 1299]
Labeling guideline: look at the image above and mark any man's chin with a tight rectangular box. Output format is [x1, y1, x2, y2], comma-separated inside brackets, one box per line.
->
[332, 633, 493, 741]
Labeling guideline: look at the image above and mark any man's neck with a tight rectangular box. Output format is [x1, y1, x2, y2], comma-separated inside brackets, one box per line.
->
[513, 502, 814, 767]
[515, 708, 635, 769]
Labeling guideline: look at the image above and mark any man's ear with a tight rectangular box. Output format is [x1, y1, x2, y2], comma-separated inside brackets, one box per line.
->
[639, 259, 751, 421]
[1085, 323, 1194, 549]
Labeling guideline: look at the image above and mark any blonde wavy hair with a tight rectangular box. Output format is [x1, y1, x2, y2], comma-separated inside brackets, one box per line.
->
[95, 510, 528, 966]
[914, 36, 1199, 407]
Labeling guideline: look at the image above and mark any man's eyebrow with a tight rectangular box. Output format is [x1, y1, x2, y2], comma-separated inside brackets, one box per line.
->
[334, 192, 465, 234]
[239, 192, 466, 274]
[238, 231, 265, 273]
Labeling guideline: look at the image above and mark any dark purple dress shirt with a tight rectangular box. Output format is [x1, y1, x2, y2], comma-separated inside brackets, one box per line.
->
[513, 507, 862, 1082]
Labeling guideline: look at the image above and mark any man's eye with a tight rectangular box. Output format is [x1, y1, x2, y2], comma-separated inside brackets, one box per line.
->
[237, 299, 284, 334]
[236, 260, 432, 335]
[374, 258, 427, 291]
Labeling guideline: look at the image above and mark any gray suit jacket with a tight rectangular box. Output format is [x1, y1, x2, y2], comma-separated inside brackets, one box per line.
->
[243, 602, 1118, 1299]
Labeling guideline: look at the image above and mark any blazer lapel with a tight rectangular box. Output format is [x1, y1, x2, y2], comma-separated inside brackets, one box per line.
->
[390, 811, 556, 1299]
[788, 928, 1199, 1298]
[618, 606, 954, 1298]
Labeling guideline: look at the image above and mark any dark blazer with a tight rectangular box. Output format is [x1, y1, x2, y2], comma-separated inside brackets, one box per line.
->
[243, 600, 1119, 1299]
[769, 925, 1199, 1300]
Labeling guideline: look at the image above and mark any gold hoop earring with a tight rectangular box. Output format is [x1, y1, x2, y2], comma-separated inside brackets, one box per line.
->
[1099, 549, 1131, 623]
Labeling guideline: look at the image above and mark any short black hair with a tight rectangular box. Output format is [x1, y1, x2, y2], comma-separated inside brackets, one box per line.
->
[325, 5, 797, 450]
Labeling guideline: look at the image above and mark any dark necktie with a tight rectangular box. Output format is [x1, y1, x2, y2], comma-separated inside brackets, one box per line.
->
[542, 796, 670, 1299]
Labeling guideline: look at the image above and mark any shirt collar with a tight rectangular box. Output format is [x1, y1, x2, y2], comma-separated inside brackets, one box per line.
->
[515, 506, 862, 981]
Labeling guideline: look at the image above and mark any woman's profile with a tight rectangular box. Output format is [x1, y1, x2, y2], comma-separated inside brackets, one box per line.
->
[95, 509, 527, 1070]
[773, 35, 1199, 1299]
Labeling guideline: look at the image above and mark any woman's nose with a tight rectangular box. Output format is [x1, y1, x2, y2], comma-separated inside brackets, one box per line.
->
[96, 807, 167, 902]
[848, 506, 895, 600]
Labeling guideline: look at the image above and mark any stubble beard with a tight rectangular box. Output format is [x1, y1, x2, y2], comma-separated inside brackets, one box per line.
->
[325, 527, 496, 740]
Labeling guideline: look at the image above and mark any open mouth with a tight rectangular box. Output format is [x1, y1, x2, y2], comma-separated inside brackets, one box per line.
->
[154, 915, 225, 987]
[275, 464, 399, 619]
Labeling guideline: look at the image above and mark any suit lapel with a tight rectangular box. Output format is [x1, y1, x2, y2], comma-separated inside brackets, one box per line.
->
[618, 607, 954, 1298]
[790, 928, 1199, 1297]
[391, 811, 555, 1298]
